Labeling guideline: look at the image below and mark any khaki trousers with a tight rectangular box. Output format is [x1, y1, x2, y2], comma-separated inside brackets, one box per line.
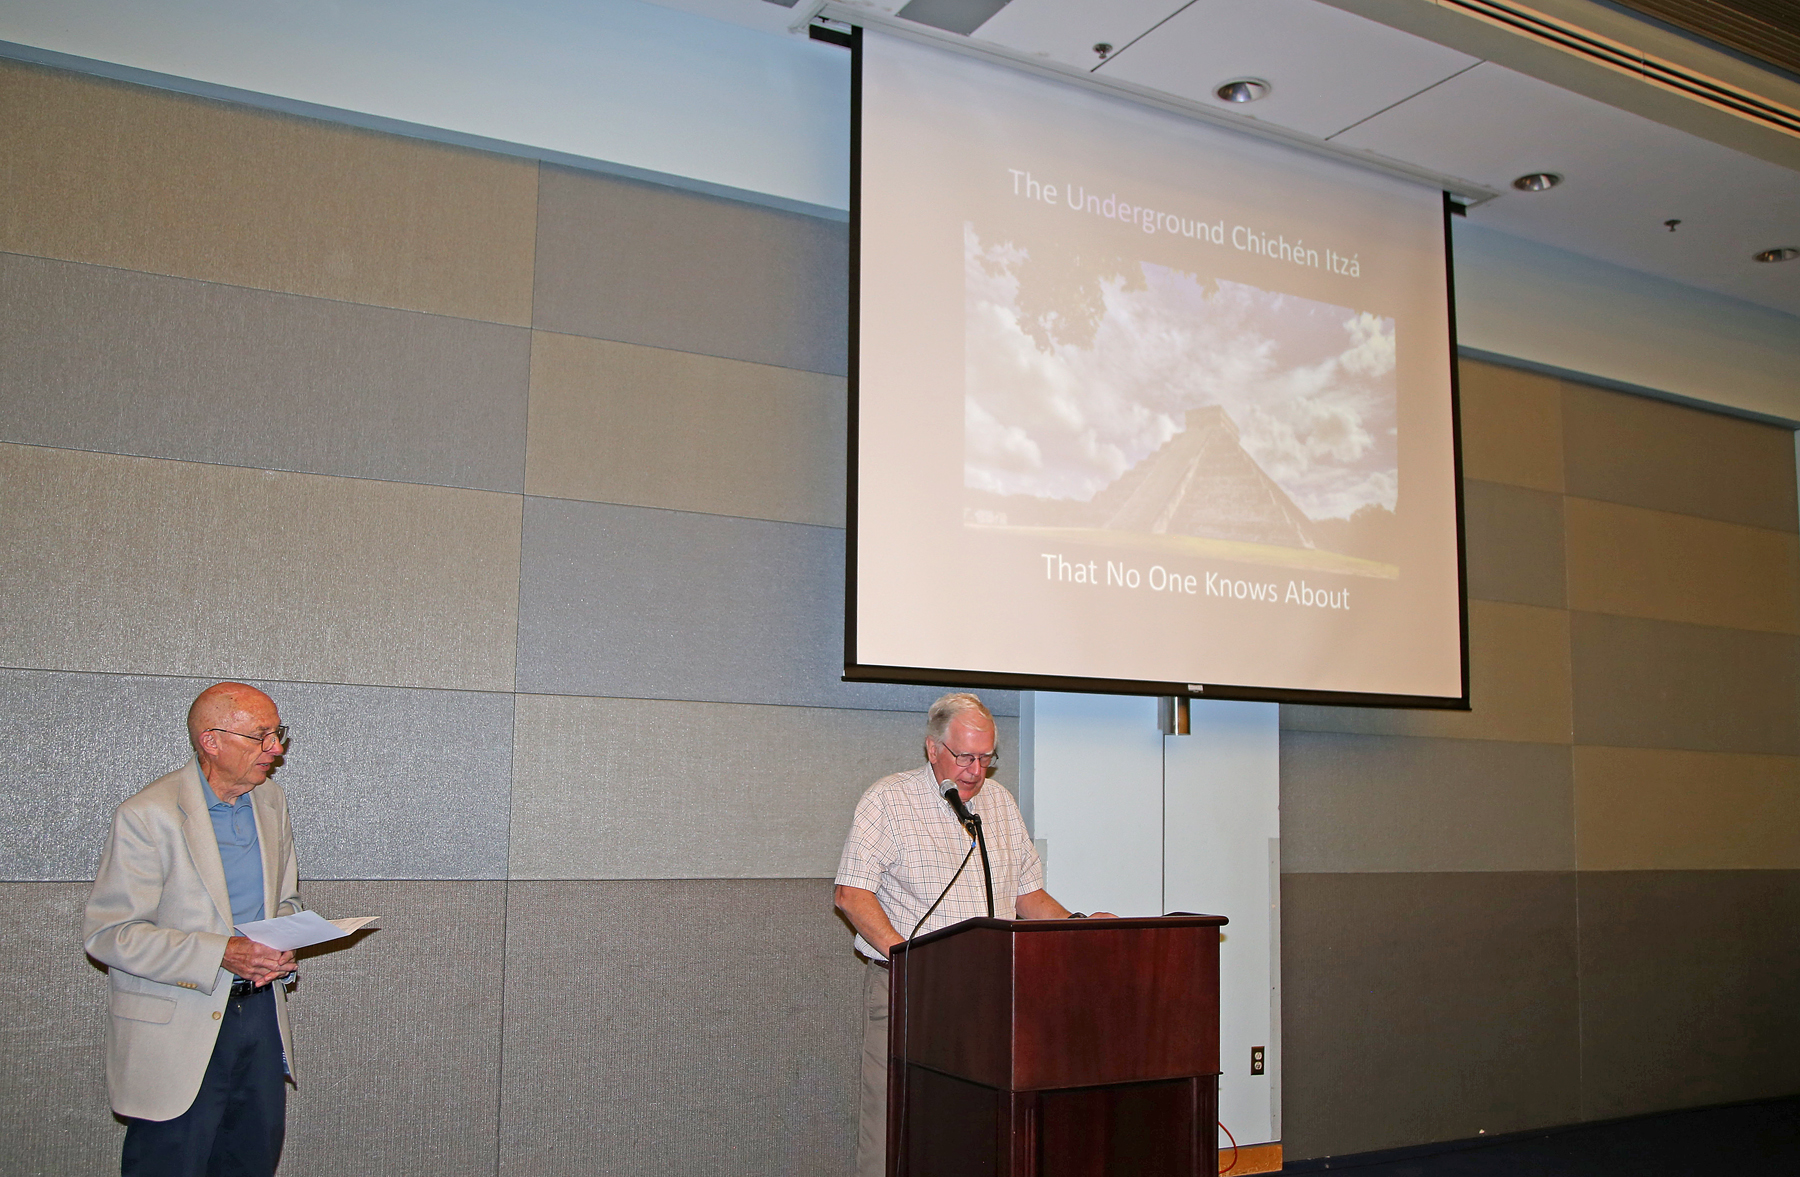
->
[857, 960, 890, 1177]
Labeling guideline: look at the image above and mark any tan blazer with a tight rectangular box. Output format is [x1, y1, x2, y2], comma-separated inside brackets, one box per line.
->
[83, 759, 303, 1121]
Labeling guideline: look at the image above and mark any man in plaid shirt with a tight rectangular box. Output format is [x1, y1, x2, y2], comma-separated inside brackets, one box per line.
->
[834, 691, 1099, 1177]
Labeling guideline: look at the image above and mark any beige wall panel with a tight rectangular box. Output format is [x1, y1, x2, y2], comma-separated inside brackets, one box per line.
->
[1463, 479, 1566, 608]
[1574, 747, 1800, 870]
[524, 332, 847, 527]
[509, 694, 1019, 879]
[1570, 612, 1800, 755]
[285, 881, 504, 1177]
[1282, 600, 1571, 744]
[1456, 359, 1563, 492]
[1281, 732, 1574, 873]
[1565, 497, 1800, 634]
[0, 61, 537, 324]
[0, 444, 521, 691]
[1562, 382, 1798, 532]
[0, 883, 118, 1177]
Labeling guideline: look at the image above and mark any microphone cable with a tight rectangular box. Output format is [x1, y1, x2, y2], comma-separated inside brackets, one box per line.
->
[894, 822, 979, 1175]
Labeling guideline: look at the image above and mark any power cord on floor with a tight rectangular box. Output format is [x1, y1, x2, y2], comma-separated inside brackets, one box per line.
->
[1219, 1120, 1240, 1174]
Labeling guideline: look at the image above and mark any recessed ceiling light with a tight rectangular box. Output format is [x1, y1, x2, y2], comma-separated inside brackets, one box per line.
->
[1512, 172, 1562, 192]
[1215, 79, 1270, 104]
[1753, 247, 1798, 263]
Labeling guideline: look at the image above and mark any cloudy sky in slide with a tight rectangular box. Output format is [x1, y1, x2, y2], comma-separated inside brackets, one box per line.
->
[963, 223, 1399, 521]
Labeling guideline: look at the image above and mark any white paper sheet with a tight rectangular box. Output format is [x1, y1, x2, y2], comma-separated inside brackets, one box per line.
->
[235, 911, 379, 951]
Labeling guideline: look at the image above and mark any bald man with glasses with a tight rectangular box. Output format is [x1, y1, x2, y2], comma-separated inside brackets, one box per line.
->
[84, 682, 306, 1177]
[834, 691, 1102, 1177]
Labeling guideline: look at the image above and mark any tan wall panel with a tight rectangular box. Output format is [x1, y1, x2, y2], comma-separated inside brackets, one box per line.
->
[510, 694, 1019, 879]
[1282, 599, 1571, 744]
[1456, 359, 1563, 492]
[1565, 497, 1800, 634]
[0, 444, 521, 691]
[1574, 746, 1800, 870]
[0, 61, 537, 324]
[1562, 382, 1798, 532]
[524, 333, 847, 526]
[1463, 479, 1566, 608]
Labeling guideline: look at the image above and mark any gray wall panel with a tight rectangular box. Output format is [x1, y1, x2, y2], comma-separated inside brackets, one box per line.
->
[284, 881, 505, 1177]
[1280, 732, 1574, 873]
[0, 669, 514, 880]
[1462, 479, 1566, 609]
[0, 882, 118, 1177]
[1570, 612, 1800, 755]
[1577, 870, 1800, 1120]
[0, 444, 523, 691]
[509, 695, 1019, 879]
[498, 879, 860, 1177]
[532, 167, 848, 375]
[1281, 871, 1580, 1160]
[0, 252, 531, 491]
[515, 497, 1014, 714]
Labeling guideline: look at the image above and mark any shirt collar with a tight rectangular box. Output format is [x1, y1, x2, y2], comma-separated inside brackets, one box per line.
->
[199, 773, 249, 810]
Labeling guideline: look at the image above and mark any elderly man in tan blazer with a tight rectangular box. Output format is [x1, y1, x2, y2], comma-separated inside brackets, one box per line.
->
[84, 682, 304, 1177]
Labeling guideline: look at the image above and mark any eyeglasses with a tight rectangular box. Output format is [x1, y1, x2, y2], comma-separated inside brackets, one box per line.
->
[207, 726, 289, 750]
[935, 741, 999, 769]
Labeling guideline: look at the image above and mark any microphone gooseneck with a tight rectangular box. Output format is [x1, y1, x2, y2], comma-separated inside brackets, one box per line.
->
[941, 783, 995, 920]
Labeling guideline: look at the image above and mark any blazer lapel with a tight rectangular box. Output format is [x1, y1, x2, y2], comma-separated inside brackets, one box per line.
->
[251, 784, 280, 921]
[177, 760, 234, 931]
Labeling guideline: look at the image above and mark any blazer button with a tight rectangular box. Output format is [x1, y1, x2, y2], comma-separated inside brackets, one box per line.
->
[212, 1011, 222, 1020]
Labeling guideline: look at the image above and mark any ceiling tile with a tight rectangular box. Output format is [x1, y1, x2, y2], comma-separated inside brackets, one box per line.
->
[970, 0, 1188, 70]
[1087, 0, 1478, 139]
[1336, 62, 1800, 315]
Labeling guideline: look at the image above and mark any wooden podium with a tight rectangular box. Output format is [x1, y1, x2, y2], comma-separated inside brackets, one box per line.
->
[887, 914, 1227, 1177]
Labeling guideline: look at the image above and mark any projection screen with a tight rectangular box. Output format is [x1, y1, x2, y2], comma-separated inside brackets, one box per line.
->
[847, 27, 1467, 707]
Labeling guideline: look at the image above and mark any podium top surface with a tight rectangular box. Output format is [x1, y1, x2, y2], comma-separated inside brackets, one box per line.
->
[891, 912, 1227, 956]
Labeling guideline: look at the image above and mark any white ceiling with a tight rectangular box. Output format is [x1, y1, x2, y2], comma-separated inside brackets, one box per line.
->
[662, 0, 1800, 317]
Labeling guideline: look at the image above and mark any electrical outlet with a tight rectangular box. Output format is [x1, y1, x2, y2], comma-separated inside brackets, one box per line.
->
[1250, 1046, 1265, 1075]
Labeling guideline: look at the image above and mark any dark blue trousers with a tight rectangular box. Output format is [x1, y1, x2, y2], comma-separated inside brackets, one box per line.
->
[120, 986, 286, 1177]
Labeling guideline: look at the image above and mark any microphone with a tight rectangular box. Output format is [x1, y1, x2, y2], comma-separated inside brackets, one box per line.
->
[941, 782, 977, 832]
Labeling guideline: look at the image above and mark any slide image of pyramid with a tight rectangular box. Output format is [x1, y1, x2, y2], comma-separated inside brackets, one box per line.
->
[1090, 405, 1317, 549]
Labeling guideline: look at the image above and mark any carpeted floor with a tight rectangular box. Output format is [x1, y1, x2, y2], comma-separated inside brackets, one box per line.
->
[1279, 1096, 1800, 1176]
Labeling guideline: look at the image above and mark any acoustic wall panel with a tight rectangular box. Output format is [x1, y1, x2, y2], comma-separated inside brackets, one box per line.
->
[1281, 600, 1572, 744]
[1564, 496, 1800, 634]
[524, 332, 846, 526]
[515, 496, 1011, 713]
[1461, 480, 1567, 609]
[497, 879, 860, 1177]
[1456, 360, 1564, 493]
[1574, 747, 1800, 870]
[0, 61, 539, 324]
[1570, 612, 1800, 754]
[285, 881, 506, 1177]
[508, 694, 1018, 879]
[532, 166, 848, 375]
[1562, 383, 1799, 532]
[0, 252, 532, 492]
[1281, 871, 1581, 1158]
[0, 882, 116, 1177]
[0, 670, 514, 881]
[1577, 870, 1800, 1119]
[1280, 732, 1574, 873]
[0, 444, 523, 692]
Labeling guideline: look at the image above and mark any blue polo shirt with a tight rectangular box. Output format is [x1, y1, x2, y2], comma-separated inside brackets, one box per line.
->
[200, 775, 266, 927]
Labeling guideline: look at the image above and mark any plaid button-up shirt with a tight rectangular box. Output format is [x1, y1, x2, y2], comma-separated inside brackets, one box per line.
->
[835, 763, 1044, 959]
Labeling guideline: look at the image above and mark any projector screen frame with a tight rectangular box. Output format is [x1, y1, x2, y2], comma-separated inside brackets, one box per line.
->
[842, 24, 1471, 712]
